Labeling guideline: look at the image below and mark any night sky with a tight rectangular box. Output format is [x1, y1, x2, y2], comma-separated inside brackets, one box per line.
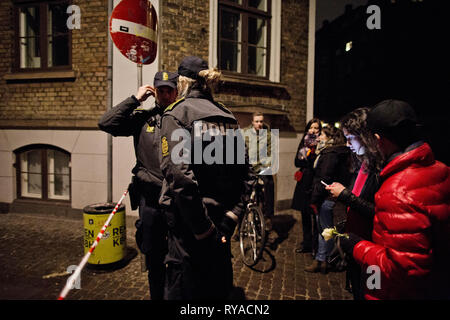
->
[316, 0, 369, 30]
[314, 0, 450, 164]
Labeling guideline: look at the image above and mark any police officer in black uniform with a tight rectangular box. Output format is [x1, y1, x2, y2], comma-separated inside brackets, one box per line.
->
[159, 56, 256, 300]
[98, 71, 178, 300]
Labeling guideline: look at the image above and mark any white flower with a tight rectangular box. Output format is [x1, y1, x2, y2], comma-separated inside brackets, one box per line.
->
[322, 227, 336, 241]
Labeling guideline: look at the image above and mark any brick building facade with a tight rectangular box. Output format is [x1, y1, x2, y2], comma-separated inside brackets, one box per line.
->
[0, 0, 313, 215]
[0, 0, 109, 128]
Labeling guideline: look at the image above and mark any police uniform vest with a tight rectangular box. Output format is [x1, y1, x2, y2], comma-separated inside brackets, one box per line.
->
[132, 107, 164, 190]
[160, 89, 253, 235]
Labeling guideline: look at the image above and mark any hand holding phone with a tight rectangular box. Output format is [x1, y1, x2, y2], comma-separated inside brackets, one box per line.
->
[325, 182, 346, 198]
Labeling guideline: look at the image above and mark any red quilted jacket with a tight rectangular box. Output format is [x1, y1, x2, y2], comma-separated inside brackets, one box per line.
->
[353, 143, 450, 300]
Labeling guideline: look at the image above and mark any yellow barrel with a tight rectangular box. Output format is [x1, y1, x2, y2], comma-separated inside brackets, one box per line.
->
[83, 203, 127, 268]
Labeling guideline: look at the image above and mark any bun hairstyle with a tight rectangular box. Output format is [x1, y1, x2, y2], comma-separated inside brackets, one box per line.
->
[198, 68, 222, 87]
[178, 68, 222, 98]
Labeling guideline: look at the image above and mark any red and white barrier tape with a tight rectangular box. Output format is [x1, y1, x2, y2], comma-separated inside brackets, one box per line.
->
[57, 189, 129, 300]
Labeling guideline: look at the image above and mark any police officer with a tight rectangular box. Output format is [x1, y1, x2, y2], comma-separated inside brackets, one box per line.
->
[98, 71, 178, 300]
[159, 56, 256, 300]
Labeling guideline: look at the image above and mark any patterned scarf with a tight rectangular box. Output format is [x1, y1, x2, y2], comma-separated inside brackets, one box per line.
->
[313, 138, 334, 168]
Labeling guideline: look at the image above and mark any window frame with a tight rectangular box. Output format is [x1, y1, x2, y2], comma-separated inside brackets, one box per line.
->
[12, 0, 73, 72]
[218, 0, 272, 79]
[15, 144, 71, 203]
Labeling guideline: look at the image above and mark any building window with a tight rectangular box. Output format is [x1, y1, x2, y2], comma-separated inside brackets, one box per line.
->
[218, 0, 271, 78]
[14, 0, 71, 71]
[15, 146, 71, 201]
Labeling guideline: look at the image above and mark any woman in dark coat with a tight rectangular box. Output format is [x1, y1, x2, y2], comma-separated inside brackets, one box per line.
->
[304, 126, 351, 274]
[326, 107, 383, 299]
[292, 118, 322, 254]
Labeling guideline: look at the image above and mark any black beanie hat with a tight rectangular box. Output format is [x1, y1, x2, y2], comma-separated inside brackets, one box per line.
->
[368, 99, 421, 148]
[367, 99, 418, 132]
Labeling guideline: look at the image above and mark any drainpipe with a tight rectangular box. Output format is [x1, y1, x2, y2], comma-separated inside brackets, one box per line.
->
[106, 0, 114, 202]
[158, 0, 162, 71]
[306, 0, 316, 122]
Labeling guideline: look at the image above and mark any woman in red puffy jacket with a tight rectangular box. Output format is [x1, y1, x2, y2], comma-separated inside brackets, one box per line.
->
[340, 100, 450, 300]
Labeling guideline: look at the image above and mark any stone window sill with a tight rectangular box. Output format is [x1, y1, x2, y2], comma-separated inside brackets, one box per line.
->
[228, 105, 289, 115]
[221, 74, 287, 90]
[219, 74, 291, 101]
[4, 70, 76, 82]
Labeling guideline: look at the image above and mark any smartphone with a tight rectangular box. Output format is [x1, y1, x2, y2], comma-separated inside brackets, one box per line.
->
[320, 180, 329, 187]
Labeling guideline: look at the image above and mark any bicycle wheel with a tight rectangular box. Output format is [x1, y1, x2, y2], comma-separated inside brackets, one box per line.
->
[239, 206, 266, 267]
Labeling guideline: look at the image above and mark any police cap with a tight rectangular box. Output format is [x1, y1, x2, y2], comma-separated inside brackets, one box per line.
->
[177, 56, 209, 80]
[154, 71, 178, 89]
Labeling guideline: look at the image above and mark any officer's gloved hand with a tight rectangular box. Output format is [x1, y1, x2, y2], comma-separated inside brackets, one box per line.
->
[219, 213, 238, 240]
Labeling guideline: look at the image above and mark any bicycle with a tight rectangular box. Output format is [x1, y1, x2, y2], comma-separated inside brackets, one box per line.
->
[239, 168, 270, 267]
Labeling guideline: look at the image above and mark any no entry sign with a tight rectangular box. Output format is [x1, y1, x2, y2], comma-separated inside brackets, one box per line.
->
[109, 0, 158, 65]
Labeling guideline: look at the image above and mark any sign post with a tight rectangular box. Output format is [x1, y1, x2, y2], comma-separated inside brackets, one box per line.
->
[109, 0, 158, 90]
[137, 64, 143, 87]
[109, 0, 158, 273]
[56, 0, 159, 301]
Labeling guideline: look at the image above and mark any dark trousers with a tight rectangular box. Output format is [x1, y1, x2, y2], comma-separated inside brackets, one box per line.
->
[348, 259, 365, 300]
[262, 175, 275, 218]
[135, 195, 168, 300]
[300, 204, 317, 250]
[164, 229, 233, 300]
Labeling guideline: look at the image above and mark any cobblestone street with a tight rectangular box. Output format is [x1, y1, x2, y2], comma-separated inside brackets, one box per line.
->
[0, 210, 352, 301]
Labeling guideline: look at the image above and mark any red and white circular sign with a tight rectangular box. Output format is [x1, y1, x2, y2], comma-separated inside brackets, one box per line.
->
[109, 0, 158, 65]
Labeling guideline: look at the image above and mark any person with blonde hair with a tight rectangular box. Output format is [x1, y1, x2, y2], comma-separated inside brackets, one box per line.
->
[176, 60, 222, 99]
[158, 56, 255, 300]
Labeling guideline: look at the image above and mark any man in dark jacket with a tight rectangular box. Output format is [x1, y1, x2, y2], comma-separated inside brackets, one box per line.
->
[159, 56, 256, 300]
[340, 100, 450, 299]
[97, 71, 178, 300]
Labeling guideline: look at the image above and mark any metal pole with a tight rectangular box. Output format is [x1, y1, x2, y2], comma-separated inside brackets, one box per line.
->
[136, 62, 146, 273]
[137, 63, 143, 92]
